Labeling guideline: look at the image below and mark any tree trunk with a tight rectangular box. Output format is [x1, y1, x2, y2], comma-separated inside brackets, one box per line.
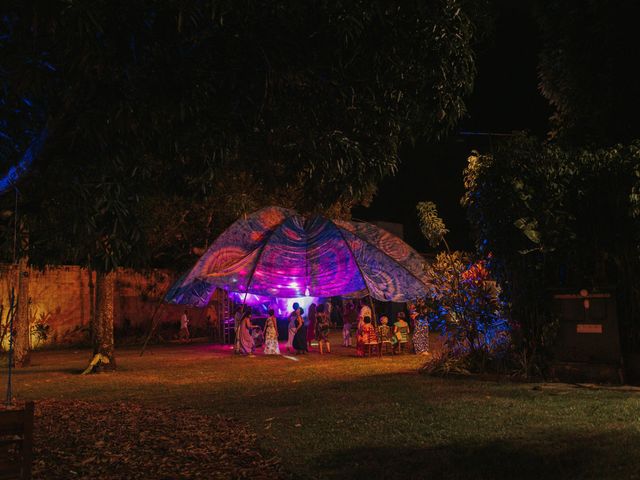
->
[88, 269, 95, 344]
[85, 270, 116, 373]
[14, 258, 31, 367]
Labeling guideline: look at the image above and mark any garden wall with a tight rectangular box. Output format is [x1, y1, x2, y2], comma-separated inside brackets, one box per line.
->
[0, 264, 214, 349]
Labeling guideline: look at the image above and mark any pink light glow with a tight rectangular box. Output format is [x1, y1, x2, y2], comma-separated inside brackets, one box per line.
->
[229, 292, 320, 317]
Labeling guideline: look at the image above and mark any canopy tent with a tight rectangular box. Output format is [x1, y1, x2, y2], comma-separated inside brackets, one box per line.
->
[165, 206, 430, 306]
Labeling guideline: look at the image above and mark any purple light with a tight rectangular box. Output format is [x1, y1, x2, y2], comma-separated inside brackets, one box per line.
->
[165, 206, 431, 306]
[229, 292, 321, 317]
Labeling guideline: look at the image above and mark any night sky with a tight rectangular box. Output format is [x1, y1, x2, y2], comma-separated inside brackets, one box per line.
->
[353, 2, 552, 252]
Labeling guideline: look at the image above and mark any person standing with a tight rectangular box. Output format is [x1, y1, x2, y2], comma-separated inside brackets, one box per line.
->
[330, 300, 342, 328]
[342, 313, 352, 347]
[411, 307, 430, 355]
[325, 302, 333, 324]
[179, 310, 190, 342]
[263, 309, 281, 355]
[316, 304, 331, 354]
[206, 303, 218, 343]
[292, 307, 308, 354]
[287, 302, 300, 352]
[343, 302, 357, 347]
[306, 303, 317, 349]
[238, 311, 256, 356]
[233, 306, 245, 353]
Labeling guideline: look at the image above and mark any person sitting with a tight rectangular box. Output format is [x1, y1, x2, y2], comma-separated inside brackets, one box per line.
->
[360, 316, 379, 357]
[343, 302, 356, 347]
[377, 315, 393, 355]
[393, 312, 410, 354]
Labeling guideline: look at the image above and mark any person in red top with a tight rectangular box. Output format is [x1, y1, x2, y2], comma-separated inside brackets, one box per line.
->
[357, 316, 377, 357]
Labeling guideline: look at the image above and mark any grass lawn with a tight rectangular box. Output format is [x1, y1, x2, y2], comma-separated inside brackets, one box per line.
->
[5, 332, 640, 479]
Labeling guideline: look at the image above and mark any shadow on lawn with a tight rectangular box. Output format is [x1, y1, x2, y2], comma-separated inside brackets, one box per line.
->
[7, 366, 83, 375]
[312, 432, 640, 480]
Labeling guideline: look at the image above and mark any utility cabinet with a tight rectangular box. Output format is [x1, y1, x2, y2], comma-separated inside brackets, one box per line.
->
[551, 290, 623, 383]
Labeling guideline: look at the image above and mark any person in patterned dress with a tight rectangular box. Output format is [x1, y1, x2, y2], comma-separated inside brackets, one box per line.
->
[359, 316, 378, 356]
[411, 307, 430, 355]
[263, 309, 280, 355]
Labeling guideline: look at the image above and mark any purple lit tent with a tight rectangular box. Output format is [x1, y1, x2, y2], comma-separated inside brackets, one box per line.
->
[164, 206, 430, 306]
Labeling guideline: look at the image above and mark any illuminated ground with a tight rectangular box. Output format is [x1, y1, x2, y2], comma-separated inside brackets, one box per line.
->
[6, 332, 640, 479]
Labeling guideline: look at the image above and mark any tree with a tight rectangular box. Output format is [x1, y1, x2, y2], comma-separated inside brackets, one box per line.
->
[2, 0, 480, 369]
[13, 258, 30, 366]
[416, 201, 504, 373]
[4, 0, 479, 216]
[417, 201, 451, 250]
[535, 0, 640, 146]
[463, 135, 640, 375]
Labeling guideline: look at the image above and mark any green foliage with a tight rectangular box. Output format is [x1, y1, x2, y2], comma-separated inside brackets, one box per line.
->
[535, 1, 640, 145]
[417, 201, 450, 249]
[420, 349, 471, 376]
[416, 197, 507, 374]
[1, 0, 479, 271]
[423, 252, 506, 361]
[463, 134, 640, 371]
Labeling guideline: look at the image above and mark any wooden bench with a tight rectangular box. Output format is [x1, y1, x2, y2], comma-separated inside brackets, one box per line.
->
[0, 402, 34, 480]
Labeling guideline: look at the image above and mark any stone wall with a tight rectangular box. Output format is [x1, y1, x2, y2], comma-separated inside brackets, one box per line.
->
[0, 264, 214, 349]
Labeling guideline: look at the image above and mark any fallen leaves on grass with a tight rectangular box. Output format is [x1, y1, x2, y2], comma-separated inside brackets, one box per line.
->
[32, 400, 285, 479]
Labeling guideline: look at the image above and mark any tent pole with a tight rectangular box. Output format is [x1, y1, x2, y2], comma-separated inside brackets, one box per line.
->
[325, 218, 379, 324]
[232, 290, 250, 353]
[5, 288, 16, 406]
[139, 295, 168, 356]
[232, 227, 278, 350]
[368, 295, 378, 327]
[236, 218, 288, 307]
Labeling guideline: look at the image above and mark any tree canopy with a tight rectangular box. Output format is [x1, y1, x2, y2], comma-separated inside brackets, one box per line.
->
[463, 135, 640, 364]
[535, 0, 640, 146]
[1, 0, 479, 271]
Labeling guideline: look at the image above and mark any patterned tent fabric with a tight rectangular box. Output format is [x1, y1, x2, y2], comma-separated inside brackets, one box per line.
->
[166, 206, 430, 306]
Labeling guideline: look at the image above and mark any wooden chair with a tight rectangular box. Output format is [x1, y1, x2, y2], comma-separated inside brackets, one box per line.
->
[394, 325, 411, 354]
[0, 402, 34, 480]
[379, 340, 394, 356]
[395, 339, 410, 354]
[363, 326, 379, 357]
[377, 325, 394, 356]
[365, 341, 380, 357]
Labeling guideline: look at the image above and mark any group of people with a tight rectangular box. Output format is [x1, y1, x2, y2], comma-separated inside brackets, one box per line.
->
[353, 311, 415, 356]
[234, 307, 279, 356]
[232, 299, 430, 357]
[286, 302, 332, 354]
